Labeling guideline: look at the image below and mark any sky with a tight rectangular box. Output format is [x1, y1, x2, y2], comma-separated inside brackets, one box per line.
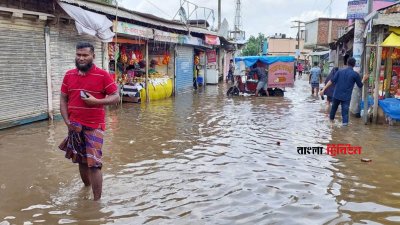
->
[119, 0, 349, 39]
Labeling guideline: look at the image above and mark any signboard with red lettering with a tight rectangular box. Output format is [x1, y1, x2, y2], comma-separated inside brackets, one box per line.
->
[206, 49, 217, 64]
[268, 62, 294, 88]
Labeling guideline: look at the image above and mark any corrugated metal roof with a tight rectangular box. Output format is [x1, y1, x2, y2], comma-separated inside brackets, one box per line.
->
[374, 13, 400, 27]
[188, 26, 218, 36]
[59, 0, 188, 32]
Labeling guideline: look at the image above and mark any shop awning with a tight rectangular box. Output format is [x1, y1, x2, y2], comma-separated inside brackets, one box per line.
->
[58, 2, 114, 42]
[381, 32, 400, 47]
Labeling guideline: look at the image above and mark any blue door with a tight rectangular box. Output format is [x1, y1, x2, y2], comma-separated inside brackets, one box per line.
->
[175, 46, 194, 93]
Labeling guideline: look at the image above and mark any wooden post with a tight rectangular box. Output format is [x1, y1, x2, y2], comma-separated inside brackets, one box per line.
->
[145, 40, 150, 102]
[44, 26, 53, 120]
[373, 29, 384, 123]
[336, 44, 340, 67]
[362, 33, 371, 124]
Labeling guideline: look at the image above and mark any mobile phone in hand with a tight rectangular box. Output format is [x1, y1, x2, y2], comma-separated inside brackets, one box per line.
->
[80, 90, 89, 99]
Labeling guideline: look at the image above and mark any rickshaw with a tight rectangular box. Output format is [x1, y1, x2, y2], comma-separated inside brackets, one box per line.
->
[227, 56, 295, 97]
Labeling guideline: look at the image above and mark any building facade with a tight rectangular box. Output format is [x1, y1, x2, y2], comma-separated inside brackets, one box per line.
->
[304, 18, 348, 50]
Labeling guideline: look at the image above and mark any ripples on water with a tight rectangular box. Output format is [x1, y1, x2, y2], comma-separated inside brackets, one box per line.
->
[0, 78, 400, 224]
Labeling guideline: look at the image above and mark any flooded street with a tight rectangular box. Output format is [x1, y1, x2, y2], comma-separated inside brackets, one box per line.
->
[1, 78, 400, 225]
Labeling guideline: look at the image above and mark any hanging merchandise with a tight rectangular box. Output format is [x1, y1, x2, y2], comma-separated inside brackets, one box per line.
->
[369, 50, 375, 73]
[120, 45, 128, 64]
[382, 47, 388, 60]
[162, 52, 170, 65]
[194, 55, 200, 65]
[391, 48, 400, 60]
[108, 43, 115, 60]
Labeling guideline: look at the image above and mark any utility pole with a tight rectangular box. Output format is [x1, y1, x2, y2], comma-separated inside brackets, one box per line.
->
[362, 0, 374, 124]
[291, 20, 305, 61]
[218, 0, 221, 30]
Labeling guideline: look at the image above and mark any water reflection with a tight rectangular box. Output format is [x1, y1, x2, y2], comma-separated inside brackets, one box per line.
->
[0, 78, 399, 224]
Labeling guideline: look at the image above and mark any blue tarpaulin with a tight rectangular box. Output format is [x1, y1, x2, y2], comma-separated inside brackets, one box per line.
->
[235, 56, 295, 67]
[378, 98, 400, 120]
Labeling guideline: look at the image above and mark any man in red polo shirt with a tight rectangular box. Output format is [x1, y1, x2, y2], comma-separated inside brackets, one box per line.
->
[59, 42, 119, 201]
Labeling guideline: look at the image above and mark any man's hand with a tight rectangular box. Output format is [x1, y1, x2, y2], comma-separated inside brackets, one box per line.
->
[362, 73, 369, 82]
[82, 92, 99, 105]
[319, 89, 324, 96]
[65, 120, 74, 131]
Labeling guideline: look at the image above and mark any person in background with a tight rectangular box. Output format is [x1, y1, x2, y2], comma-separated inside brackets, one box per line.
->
[297, 63, 304, 79]
[319, 57, 369, 126]
[227, 59, 234, 83]
[309, 61, 322, 96]
[323, 67, 339, 112]
[149, 59, 158, 74]
[59, 42, 120, 201]
[250, 62, 269, 97]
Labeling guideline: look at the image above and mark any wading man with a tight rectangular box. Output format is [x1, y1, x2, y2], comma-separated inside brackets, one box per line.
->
[319, 57, 368, 126]
[59, 42, 119, 200]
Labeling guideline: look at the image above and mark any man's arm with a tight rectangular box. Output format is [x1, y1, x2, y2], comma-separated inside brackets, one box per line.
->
[319, 80, 333, 96]
[83, 92, 120, 106]
[60, 93, 70, 126]
[356, 73, 369, 88]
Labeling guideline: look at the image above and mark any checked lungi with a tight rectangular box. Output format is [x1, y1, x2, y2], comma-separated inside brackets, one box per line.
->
[59, 122, 104, 168]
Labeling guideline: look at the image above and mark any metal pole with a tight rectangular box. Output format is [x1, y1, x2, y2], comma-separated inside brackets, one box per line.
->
[218, 0, 221, 30]
[146, 40, 150, 102]
[114, 1, 118, 77]
[373, 29, 384, 123]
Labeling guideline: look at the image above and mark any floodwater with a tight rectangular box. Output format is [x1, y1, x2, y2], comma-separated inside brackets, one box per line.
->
[1, 77, 400, 225]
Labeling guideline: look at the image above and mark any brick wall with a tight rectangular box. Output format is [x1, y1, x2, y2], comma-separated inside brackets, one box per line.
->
[0, 0, 54, 14]
[317, 19, 348, 46]
[317, 20, 330, 45]
[331, 20, 349, 42]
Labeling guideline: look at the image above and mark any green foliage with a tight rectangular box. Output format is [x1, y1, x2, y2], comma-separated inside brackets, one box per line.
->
[240, 33, 265, 56]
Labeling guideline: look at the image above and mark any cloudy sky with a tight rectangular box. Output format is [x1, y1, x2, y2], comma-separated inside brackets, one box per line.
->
[120, 0, 348, 38]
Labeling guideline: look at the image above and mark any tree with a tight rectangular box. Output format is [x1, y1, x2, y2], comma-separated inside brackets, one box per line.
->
[240, 33, 265, 56]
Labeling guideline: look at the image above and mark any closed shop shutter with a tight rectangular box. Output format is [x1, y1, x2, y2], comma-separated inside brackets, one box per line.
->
[49, 23, 102, 115]
[175, 45, 194, 93]
[0, 17, 48, 129]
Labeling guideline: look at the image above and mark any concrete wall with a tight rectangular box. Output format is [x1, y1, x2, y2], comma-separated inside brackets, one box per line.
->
[305, 20, 318, 46]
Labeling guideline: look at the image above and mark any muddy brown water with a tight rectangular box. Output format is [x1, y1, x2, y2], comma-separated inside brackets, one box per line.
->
[1, 78, 400, 225]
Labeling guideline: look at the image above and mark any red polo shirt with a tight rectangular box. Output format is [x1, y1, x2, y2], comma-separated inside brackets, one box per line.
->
[61, 65, 118, 130]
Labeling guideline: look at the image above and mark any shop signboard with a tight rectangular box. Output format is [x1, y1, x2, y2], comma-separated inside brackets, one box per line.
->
[113, 21, 153, 39]
[206, 49, 217, 64]
[154, 30, 179, 43]
[347, 0, 368, 19]
[179, 35, 212, 48]
[268, 62, 294, 88]
[205, 35, 220, 45]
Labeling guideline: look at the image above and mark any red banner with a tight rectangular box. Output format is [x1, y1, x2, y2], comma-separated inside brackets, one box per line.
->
[205, 35, 220, 45]
[206, 50, 217, 63]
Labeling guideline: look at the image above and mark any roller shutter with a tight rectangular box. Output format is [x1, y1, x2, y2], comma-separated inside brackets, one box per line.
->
[0, 17, 48, 129]
[175, 45, 194, 93]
